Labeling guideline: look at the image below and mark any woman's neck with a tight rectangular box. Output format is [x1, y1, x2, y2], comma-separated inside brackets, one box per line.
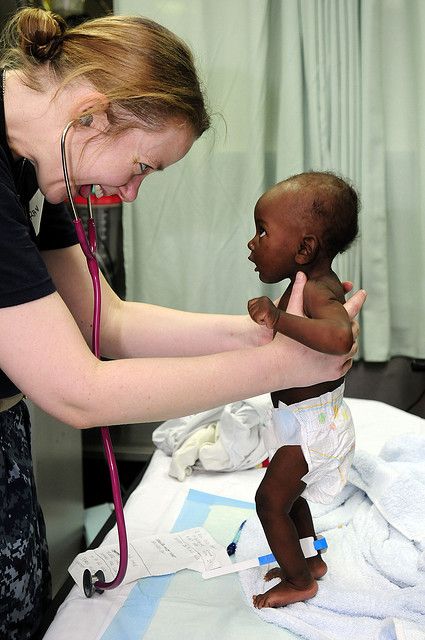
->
[3, 70, 57, 161]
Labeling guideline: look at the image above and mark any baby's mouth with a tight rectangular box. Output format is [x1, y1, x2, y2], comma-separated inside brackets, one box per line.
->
[248, 254, 258, 271]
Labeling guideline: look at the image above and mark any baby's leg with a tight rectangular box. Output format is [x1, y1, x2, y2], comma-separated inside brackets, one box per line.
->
[253, 445, 317, 609]
[291, 496, 327, 579]
[266, 496, 327, 582]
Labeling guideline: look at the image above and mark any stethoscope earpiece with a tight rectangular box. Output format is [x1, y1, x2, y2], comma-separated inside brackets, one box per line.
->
[79, 114, 93, 127]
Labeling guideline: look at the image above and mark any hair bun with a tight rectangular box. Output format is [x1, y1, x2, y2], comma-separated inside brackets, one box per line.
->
[17, 8, 67, 62]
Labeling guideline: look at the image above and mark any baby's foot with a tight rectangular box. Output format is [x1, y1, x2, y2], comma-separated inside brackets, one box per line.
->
[265, 557, 327, 582]
[253, 578, 318, 609]
[307, 555, 328, 579]
[264, 567, 285, 582]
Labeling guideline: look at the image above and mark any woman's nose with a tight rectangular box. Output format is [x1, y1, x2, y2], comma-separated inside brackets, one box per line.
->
[120, 175, 144, 202]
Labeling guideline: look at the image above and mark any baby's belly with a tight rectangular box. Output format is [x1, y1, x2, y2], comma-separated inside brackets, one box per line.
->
[271, 377, 345, 408]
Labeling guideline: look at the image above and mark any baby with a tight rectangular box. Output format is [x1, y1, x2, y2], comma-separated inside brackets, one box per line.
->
[247, 171, 359, 608]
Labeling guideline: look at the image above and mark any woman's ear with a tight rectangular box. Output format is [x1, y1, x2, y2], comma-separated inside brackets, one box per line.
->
[72, 92, 110, 131]
[295, 234, 319, 265]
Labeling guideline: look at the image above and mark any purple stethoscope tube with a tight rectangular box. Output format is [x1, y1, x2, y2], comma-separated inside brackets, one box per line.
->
[61, 118, 128, 597]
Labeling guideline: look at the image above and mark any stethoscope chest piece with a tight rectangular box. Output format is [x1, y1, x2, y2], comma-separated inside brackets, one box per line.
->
[83, 569, 106, 598]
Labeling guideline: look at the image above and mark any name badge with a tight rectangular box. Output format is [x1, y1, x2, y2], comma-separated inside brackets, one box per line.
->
[28, 189, 45, 235]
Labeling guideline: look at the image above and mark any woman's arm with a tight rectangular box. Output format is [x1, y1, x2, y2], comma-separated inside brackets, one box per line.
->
[14, 253, 365, 428]
[42, 245, 267, 358]
[0, 284, 363, 429]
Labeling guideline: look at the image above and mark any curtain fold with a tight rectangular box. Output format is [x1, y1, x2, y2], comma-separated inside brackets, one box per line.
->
[359, 0, 391, 360]
[115, 0, 425, 360]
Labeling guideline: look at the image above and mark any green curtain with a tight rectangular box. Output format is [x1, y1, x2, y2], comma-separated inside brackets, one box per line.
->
[116, 0, 425, 361]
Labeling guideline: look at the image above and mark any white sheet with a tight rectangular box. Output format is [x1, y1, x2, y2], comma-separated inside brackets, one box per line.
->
[43, 399, 425, 640]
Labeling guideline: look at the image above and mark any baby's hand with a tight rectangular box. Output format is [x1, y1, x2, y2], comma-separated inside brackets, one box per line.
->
[248, 296, 280, 330]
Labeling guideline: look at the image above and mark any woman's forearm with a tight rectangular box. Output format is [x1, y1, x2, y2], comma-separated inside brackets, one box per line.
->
[43, 245, 265, 359]
[102, 298, 265, 359]
[0, 291, 358, 430]
[71, 344, 282, 427]
[44, 336, 349, 429]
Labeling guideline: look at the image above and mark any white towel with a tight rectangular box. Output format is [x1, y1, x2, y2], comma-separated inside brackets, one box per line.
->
[235, 434, 425, 640]
[152, 395, 271, 480]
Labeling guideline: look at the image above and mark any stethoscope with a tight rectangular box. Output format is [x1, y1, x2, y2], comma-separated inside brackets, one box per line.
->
[61, 116, 128, 597]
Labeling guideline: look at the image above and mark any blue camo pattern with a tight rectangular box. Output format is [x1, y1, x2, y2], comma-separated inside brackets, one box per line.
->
[0, 401, 51, 639]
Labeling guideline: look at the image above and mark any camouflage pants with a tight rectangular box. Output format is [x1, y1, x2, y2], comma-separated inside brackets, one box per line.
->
[0, 401, 51, 640]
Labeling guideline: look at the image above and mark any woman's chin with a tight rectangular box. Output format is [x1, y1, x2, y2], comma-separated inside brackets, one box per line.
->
[42, 188, 68, 205]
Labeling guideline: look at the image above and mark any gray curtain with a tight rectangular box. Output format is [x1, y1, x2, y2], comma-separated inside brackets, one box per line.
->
[115, 0, 425, 361]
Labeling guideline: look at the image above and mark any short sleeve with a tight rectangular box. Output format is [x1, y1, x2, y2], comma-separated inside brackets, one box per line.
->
[0, 150, 57, 308]
[37, 198, 78, 251]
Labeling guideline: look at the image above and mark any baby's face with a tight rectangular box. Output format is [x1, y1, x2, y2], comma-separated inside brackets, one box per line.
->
[247, 187, 303, 283]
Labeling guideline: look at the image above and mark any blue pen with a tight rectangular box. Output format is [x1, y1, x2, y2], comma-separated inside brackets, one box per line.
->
[227, 520, 247, 555]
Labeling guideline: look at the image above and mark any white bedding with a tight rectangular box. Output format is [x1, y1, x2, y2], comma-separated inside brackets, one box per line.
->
[43, 399, 425, 640]
[237, 433, 425, 639]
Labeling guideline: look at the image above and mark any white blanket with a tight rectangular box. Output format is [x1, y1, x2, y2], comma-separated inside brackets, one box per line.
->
[152, 395, 270, 480]
[235, 434, 425, 640]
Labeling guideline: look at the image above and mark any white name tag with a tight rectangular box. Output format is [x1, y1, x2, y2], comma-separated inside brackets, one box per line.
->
[28, 189, 44, 235]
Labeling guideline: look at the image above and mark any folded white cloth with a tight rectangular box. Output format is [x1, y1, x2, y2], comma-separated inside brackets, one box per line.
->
[152, 395, 270, 480]
[235, 434, 425, 640]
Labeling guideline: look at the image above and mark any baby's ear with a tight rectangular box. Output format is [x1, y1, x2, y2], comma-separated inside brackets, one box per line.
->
[295, 235, 319, 265]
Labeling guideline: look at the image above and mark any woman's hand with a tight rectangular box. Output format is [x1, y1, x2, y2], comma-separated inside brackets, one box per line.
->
[270, 271, 366, 386]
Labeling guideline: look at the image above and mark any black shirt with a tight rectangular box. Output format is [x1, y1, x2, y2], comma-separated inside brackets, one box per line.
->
[0, 72, 78, 396]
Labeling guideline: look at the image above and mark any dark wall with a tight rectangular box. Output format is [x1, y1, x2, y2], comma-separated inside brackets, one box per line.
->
[0, 0, 21, 34]
[0, 0, 113, 34]
[345, 357, 425, 419]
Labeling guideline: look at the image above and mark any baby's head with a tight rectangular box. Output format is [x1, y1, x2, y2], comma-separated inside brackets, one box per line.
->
[247, 171, 359, 283]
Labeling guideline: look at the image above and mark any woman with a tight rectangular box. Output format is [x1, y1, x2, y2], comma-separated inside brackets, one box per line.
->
[0, 8, 365, 639]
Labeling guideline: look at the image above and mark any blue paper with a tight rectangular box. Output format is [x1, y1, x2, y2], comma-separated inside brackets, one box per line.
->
[101, 490, 255, 640]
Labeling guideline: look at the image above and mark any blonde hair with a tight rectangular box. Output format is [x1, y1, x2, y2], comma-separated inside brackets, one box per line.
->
[0, 8, 210, 137]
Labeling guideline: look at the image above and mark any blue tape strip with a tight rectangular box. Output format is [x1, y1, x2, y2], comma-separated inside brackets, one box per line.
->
[258, 553, 275, 565]
[314, 537, 328, 551]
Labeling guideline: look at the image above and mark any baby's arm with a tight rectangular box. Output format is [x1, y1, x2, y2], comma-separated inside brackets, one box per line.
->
[248, 280, 353, 355]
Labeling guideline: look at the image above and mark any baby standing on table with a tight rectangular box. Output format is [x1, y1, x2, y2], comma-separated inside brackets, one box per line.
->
[247, 171, 359, 608]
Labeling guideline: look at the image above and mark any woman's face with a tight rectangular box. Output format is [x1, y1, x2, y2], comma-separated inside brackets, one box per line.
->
[40, 119, 196, 204]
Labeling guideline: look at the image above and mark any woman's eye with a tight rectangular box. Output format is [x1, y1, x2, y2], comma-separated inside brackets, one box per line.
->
[139, 162, 150, 174]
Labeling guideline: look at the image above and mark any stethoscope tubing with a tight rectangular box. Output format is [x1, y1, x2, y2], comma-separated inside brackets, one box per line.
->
[61, 120, 129, 593]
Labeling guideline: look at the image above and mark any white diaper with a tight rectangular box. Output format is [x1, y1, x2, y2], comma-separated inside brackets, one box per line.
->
[264, 383, 355, 504]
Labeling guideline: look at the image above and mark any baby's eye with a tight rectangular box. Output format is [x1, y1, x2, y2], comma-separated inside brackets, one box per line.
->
[139, 162, 151, 174]
[259, 227, 266, 238]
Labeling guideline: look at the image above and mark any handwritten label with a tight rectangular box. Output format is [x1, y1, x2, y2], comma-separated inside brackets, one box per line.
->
[68, 527, 231, 594]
